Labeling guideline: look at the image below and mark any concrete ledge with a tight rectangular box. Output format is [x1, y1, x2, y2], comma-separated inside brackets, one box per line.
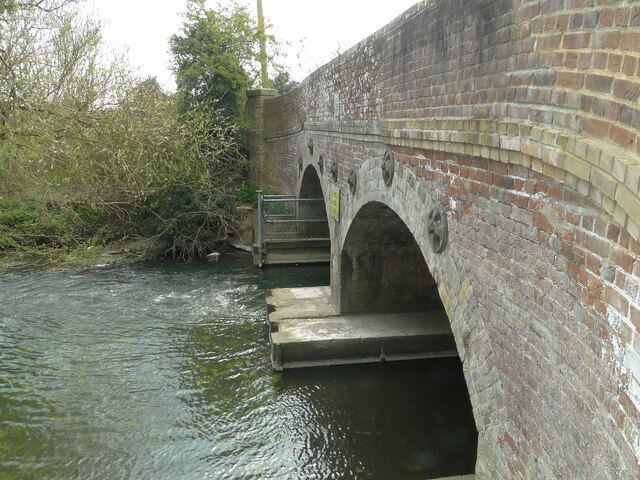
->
[434, 474, 476, 480]
[263, 250, 330, 265]
[267, 286, 335, 321]
[246, 88, 277, 97]
[433, 475, 475, 480]
[260, 240, 331, 265]
[267, 287, 458, 370]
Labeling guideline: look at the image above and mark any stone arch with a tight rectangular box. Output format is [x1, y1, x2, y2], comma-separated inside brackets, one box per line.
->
[261, 116, 640, 480]
[296, 161, 331, 222]
[336, 154, 504, 476]
[339, 197, 480, 471]
[295, 164, 331, 242]
[340, 201, 442, 314]
[298, 163, 325, 201]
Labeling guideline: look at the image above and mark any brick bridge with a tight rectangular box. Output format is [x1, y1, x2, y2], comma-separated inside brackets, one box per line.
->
[247, 0, 640, 478]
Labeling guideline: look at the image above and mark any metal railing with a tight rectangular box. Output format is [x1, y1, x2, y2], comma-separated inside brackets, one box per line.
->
[256, 191, 330, 248]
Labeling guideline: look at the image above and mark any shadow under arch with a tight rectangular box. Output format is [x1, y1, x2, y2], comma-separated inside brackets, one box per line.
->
[339, 199, 479, 474]
[296, 165, 330, 240]
[298, 164, 325, 200]
[340, 201, 442, 314]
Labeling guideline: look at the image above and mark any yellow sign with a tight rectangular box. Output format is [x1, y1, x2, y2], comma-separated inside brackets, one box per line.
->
[331, 187, 340, 221]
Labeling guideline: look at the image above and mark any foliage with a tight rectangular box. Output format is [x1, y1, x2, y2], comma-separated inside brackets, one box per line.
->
[272, 71, 299, 95]
[133, 185, 231, 259]
[0, 2, 250, 262]
[169, 0, 287, 126]
[0, 0, 76, 15]
[235, 182, 257, 205]
[0, 200, 110, 251]
[171, 0, 254, 123]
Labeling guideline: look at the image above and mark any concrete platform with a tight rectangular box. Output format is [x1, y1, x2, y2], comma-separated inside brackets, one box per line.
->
[267, 287, 458, 370]
[264, 249, 330, 265]
[256, 239, 330, 266]
[267, 286, 336, 321]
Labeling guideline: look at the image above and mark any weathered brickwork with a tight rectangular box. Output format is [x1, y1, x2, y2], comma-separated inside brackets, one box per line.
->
[400, 149, 640, 478]
[247, 88, 277, 188]
[250, 0, 640, 478]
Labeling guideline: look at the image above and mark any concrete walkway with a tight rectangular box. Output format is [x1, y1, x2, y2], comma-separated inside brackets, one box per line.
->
[267, 287, 458, 370]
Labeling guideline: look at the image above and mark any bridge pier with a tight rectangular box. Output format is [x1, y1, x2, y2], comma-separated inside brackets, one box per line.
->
[246, 88, 277, 189]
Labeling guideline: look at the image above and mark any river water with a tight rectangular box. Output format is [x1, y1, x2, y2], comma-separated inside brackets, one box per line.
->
[0, 252, 476, 479]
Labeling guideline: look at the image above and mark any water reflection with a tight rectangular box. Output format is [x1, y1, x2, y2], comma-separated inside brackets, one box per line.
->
[274, 360, 477, 479]
[0, 253, 475, 479]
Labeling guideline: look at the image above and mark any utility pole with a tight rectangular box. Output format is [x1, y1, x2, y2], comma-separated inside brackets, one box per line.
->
[257, 0, 269, 87]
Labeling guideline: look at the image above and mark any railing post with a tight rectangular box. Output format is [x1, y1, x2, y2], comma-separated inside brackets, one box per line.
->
[256, 190, 265, 257]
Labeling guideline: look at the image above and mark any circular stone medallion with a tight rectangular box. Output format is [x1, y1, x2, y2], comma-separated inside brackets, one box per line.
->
[427, 208, 448, 254]
[382, 150, 395, 186]
[348, 168, 357, 195]
[330, 160, 338, 181]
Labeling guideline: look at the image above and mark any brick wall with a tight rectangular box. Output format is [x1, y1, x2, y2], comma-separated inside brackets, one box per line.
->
[252, 0, 640, 478]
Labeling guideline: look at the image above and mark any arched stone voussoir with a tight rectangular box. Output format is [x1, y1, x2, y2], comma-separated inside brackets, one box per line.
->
[384, 119, 640, 242]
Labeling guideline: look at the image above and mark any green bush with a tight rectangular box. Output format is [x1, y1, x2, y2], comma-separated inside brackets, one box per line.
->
[73, 204, 103, 227]
[0, 200, 114, 250]
[235, 182, 256, 205]
[132, 183, 235, 259]
[0, 203, 37, 227]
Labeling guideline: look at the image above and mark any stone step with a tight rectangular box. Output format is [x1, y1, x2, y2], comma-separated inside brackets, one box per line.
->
[265, 238, 330, 248]
[263, 250, 330, 265]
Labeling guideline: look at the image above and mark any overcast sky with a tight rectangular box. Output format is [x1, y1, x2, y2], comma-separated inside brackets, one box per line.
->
[84, 0, 420, 91]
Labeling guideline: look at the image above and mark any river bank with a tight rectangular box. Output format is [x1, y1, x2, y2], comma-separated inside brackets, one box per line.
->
[0, 236, 254, 274]
[0, 202, 256, 274]
[0, 246, 133, 273]
[0, 235, 171, 273]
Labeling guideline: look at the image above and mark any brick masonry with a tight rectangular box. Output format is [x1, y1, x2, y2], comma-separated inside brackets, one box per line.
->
[248, 0, 640, 478]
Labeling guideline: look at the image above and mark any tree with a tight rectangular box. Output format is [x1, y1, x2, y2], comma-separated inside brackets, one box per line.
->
[0, 0, 76, 15]
[0, 1, 130, 197]
[169, 0, 286, 125]
[272, 71, 299, 95]
[0, 2, 248, 261]
[170, 0, 255, 123]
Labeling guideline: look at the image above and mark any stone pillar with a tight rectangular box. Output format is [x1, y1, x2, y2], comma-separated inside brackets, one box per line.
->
[246, 88, 277, 189]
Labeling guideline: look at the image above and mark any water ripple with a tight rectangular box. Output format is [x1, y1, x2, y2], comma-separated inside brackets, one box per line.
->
[0, 257, 476, 479]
